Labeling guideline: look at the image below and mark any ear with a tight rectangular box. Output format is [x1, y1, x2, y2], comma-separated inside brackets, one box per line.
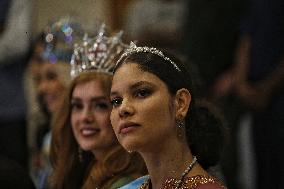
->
[174, 88, 191, 119]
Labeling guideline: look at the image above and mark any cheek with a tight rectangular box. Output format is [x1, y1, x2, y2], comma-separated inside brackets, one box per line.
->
[142, 98, 171, 121]
[70, 113, 79, 133]
[99, 114, 117, 143]
[110, 110, 120, 135]
[104, 125, 116, 140]
[97, 111, 112, 128]
[54, 82, 65, 92]
[139, 98, 174, 134]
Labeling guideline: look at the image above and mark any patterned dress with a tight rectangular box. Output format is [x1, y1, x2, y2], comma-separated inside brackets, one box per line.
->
[120, 175, 226, 189]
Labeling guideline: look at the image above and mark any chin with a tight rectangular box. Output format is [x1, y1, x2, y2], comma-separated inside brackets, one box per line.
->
[119, 137, 142, 152]
[80, 143, 96, 152]
[48, 103, 59, 114]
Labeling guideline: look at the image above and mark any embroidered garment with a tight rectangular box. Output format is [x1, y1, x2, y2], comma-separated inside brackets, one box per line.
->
[119, 175, 226, 189]
[162, 175, 226, 189]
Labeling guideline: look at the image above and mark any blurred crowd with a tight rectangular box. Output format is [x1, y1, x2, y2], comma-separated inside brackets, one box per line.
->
[0, 0, 283, 189]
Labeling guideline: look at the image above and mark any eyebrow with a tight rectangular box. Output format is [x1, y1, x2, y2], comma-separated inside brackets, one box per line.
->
[130, 81, 155, 90]
[110, 80, 155, 97]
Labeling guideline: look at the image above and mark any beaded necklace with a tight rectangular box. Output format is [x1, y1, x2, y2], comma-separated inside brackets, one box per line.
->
[140, 156, 197, 189]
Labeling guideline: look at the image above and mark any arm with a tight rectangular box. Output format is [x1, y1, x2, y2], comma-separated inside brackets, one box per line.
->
[259, 59, 284, 93]
[234, 36, 284, 110]
[212, 35, 251, 97]
[236, 56, 284, 110]
[0, 0, 32, 66]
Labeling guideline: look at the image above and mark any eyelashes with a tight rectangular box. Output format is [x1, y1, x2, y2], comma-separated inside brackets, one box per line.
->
[110, 97, 122, 108]
[111, 88, 153, 108]
[71, 101, 82, 111]
[95, 102, 110, 110]
[134, 88, 152, 98]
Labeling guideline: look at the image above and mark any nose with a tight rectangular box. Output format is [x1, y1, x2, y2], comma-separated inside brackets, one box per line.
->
[37, 79, 48, 96]
[118, 99, 134, 118]
[82, 107, 95, 123]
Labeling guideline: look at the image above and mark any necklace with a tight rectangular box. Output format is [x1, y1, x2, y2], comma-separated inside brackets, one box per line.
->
[140, 156, 197, 189]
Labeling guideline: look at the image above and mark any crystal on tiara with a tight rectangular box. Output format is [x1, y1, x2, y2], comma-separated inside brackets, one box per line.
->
[70, 24, 129, 78]
[116, 42, 181, 72]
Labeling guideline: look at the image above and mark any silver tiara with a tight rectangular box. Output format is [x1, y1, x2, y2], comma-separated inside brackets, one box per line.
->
[116, 42, 181, 72]
[70, 24, 129, 78]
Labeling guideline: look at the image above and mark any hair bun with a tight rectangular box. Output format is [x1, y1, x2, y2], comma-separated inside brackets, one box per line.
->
[188, 100, 225, 169]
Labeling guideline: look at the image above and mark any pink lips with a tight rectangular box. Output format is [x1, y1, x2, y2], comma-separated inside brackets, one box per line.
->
[119, 122, 140, 134]
[80, 127, 100, 137]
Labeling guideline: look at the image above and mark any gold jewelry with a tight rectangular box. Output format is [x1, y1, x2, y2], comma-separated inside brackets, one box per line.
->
[139, 156, 197, 189]
[174, 156, 197, 189]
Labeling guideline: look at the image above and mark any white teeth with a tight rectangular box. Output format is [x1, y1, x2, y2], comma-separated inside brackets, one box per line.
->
[81, 129, 99, 136]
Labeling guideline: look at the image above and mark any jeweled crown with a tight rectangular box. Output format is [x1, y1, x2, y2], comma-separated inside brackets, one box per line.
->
[70, 24, 128, 78]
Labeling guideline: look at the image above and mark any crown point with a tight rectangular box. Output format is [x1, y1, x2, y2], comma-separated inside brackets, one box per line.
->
[70, 24, 129, 78]
[129, 41, 137, 48]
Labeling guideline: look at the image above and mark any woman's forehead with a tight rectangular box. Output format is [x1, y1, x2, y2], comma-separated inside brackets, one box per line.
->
[112, 64, 166, 92]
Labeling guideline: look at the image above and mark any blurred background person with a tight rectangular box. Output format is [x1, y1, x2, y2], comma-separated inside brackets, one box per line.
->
[50, 25, 146, 189]
[0, 0, 32, 170]
[214, 0, 284, 188]
[25, 32, 47, 171]
[123, 0, 187, 52]
[32, 56, 71, 189]
[183, 0, 246, 188]
[25, 18, 76, 188]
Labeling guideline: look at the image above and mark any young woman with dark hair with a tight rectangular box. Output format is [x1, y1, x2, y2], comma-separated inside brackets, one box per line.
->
[110, 43, 226, 189]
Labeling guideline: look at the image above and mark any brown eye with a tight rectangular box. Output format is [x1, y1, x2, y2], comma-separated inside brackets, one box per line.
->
[111, 97, 122, 108]
[94, 102, 110, 110]
[33, 75, 41, 86]
[135, 88, 151, 98]
[71, 101, 83, 111]
[46, 71, 58, 81]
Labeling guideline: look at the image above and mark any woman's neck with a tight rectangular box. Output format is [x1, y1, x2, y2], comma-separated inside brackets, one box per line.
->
[92, 151, 104, 162]
[91, 146, 112, 163]
[91, 143, 119, 162]
[140, 136, 194, 189]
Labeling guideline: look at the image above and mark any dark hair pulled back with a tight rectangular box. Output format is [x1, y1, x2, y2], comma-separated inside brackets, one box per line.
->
[114, 50, 224, 169]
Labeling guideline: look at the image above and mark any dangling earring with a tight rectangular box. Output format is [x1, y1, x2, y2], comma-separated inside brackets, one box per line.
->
[176, 119, 185, 139]
[177, 119, 185, 128]
[78, 147, 83, 162]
